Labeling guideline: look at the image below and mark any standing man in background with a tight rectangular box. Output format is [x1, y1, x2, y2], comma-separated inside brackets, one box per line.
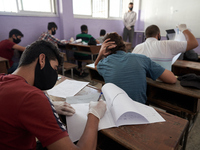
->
[123, 2, 137, 45]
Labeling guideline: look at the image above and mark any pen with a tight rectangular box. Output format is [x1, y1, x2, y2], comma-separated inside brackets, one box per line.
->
[97, 92, 103, 101]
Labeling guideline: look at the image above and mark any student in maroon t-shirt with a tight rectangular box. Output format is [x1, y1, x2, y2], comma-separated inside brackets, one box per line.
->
[0, 29, 26, 73]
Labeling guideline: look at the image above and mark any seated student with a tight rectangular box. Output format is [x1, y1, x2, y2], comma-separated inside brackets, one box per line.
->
[74, 25, 100, 77]
[132, 24, 198, 71]
[39, 22, 68, 47]
[96, 29, 106, 43]
[0, 40, 106, 150]
[95, 32, 176, 104]
[0, 29, 26, 73]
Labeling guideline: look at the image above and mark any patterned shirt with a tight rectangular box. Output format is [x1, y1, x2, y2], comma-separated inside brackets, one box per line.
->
[38, 31, 68, 46]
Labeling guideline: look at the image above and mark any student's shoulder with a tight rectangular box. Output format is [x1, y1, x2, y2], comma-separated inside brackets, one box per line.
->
[130, 52, 150, 60]
[0, 39, 15, 45]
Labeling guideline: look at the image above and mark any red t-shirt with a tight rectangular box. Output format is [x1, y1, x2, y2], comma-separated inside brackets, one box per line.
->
[0, 39, 16, 67]
[0, 74, 68, 150]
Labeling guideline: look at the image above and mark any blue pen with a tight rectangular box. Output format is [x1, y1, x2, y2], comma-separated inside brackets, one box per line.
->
[97, 92, 103, 101]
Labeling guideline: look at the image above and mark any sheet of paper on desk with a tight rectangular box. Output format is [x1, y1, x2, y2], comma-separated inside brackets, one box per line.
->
[66, 93, 102, 104]
[66, 83, 165, 142]
[47, 79, 89, 98]
[172, 53, 181, 64]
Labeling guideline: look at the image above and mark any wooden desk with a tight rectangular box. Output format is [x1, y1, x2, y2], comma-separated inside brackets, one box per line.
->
[65, 42, 133, 63]
[66, 43, 101, 62]
[0, 57, 10, 74]
[86, 64, 105, 84]
[172, 60, 200, 76]
[146, 77, 200, 118]
[99, 110, 188, 150]
[50, 75, 189, 150]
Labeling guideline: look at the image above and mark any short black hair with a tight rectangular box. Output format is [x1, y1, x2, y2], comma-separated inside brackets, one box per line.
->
[145, 25, 160, 38]
[100, 29, 106, 36]
[19, 40, 63, 67]
[48, 22, 58, 30]
[81, 25, 88, 32]
[9, 29, 24, 38]
[129, 2, 133, 5]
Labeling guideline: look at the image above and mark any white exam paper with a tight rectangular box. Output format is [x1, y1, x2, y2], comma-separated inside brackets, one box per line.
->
[47, 79, 89, 98]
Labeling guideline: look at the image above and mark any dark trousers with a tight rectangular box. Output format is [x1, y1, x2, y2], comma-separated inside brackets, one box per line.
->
[74, 54, 91, 69]
[123, 26, 134, 44]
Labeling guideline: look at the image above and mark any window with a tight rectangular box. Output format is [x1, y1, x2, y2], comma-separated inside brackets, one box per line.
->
[73, 0, 134, 19]
[0, 0, 56, 16]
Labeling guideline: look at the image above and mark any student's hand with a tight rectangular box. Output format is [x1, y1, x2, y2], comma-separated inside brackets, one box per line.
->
[53, 101, 75, 116]
[88, 99, 107, 120]
[178, 24, 187, 32]
[99, 38, 116, 57]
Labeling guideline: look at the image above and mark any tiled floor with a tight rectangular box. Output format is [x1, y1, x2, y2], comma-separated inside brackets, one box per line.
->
[64, 68, 200, 150]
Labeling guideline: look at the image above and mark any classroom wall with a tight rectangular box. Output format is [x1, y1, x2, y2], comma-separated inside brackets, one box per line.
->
[0, 15, 61, 47]
[0, 0, 199, 53]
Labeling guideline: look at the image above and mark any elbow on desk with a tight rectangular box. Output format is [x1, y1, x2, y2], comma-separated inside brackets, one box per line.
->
[169, 77, 177, 84]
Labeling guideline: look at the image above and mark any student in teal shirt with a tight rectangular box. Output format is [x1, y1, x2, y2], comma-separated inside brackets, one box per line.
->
[95, 32, 177, 104]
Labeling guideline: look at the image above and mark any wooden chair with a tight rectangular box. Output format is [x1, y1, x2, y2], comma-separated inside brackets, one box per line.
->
[61, 52, 77, 78]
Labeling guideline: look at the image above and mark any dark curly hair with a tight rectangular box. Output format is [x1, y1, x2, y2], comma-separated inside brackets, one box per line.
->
[104, 32, 126, 54]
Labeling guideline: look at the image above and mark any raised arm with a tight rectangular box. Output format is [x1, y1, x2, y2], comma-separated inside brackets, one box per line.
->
[178, 24, 199, 51]
[94, 39, 116, 70]
[158, 69, 177, 84]
[47, 100, 106, 150]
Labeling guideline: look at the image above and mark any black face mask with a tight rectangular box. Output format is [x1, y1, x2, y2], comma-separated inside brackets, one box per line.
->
[13, 38, 21, 44]
[34, 57, 58, 90]
[52, 30, 56, 35]
[129, 7, 133, 11]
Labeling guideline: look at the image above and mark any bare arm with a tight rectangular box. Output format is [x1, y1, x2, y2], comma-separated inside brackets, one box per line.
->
[47, 114, 99, 150]
[158, 69, 177, 84]
[183, 30, 199, 51]
[12, 44, 26, 51]
[94, 39, 116, 70]
[96, 39, 100, 44]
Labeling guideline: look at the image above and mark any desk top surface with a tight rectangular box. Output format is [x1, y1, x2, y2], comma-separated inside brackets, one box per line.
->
[67, 43, 101, 48]
[173, 60, 200, 69]
[49, 75, 100, 101]
[101, 110, 188, 150]
[51, 75, 188, 150]
[146, 77, 200, 99]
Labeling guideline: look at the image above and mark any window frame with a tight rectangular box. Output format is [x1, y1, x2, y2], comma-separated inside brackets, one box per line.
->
[73, 0, 124, 20]
[0, 0, 58, 17]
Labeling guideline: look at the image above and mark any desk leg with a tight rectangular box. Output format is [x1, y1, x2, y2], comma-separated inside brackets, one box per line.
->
[91, 54, 94, 61]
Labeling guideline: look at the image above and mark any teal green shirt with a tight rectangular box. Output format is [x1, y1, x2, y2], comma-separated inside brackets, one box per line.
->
[76, 33, 95, 43]
[97, 51, 165, 104]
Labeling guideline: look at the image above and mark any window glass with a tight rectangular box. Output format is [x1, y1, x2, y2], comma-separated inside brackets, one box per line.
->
[109, 0, 121, 18]
[0, 0, 18, 12]
[73, 0, 91, 16]
[21, 0, 52, 12]
[92, 0, 108, 18]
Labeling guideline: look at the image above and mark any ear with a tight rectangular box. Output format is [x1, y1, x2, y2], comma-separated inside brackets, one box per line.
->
[38, 53, 46, 69]
[12, 34, 17, 39]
